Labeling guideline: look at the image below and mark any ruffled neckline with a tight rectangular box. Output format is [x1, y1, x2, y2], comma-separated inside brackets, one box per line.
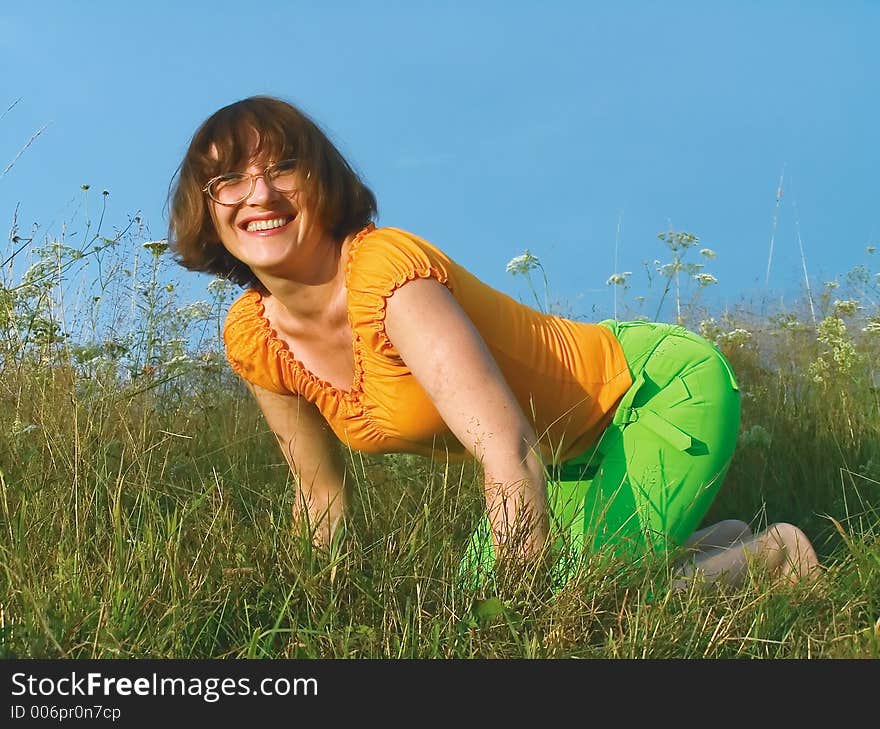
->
[244, 222, 377, 403]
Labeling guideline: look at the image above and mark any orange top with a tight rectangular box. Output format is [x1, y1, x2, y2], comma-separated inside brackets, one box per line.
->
[223, 225, 633, 463]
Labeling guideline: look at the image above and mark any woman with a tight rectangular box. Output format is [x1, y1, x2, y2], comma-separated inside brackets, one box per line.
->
[168, 95, 819, 592]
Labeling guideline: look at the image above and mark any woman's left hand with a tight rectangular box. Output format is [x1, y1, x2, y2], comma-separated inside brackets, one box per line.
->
[384, 277, 549, 564]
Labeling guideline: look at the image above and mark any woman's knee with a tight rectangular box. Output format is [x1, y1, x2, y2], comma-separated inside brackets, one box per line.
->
[683, 519, 752, 551]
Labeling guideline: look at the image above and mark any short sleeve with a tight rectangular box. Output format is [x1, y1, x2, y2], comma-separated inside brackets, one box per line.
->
[346, 227, 453, 358]
[223, 289, 296, 395]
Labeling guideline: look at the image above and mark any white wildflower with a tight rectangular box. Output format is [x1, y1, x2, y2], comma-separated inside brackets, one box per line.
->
[832, 299, 859, 317]
[698, 318, 721, 342]
[178, 301, 212, 320]
[506, 250, 542, 275]
[808, 358, 829, 383]
[780, 316, 808, 331]
[693, 273, 718, 287]
[717, 328, 752, 347]
[142, 239, 169, 255]
[207, 277, 237, 295]
[699, 248, 717, 259]
[815, 315, 860, 376]
[606, 272, 632, 286]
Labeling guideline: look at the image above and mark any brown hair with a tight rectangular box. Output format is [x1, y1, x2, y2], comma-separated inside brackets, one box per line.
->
[167, 96, 377, 288]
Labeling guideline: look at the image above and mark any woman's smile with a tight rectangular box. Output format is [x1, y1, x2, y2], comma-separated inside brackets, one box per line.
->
[237, 212, 296, 236]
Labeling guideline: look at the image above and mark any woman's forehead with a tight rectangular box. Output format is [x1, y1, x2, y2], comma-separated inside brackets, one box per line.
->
[206, 131, 278, 167]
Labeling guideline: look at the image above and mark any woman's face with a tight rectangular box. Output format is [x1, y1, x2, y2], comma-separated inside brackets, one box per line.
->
[206, 141, 328, 277]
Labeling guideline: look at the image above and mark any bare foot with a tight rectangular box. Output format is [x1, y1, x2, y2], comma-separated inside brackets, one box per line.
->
[758, 522, 821, 585]
[672, 522, 820, 591]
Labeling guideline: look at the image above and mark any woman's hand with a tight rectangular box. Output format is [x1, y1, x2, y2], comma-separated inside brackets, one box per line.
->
[384, 277, 550, 566]
[248, 383, 349, 550]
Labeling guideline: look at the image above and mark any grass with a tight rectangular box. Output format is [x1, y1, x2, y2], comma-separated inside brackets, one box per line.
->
[1, 201, 878, 659]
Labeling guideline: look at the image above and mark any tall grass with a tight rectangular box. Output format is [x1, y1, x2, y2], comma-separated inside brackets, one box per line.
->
[1, 195, 878, 658]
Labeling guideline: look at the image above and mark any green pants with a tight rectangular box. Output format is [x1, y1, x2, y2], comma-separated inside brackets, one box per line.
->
[460, 320, 741, 587]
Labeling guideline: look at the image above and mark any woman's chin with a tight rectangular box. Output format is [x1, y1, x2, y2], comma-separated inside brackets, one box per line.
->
[235, 232, 298, 267]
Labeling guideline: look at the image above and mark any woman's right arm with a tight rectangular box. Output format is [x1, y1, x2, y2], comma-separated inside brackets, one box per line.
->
[247, 383, 348, 550]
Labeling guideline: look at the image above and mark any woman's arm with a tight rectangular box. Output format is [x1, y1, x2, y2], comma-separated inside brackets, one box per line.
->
[384, 277, 549, 566]
[248, 382, 348, 550]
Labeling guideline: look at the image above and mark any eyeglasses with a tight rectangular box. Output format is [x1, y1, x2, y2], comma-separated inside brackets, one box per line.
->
[202, 158, 299, 205]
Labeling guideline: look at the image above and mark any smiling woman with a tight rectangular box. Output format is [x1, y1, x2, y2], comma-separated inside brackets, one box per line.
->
[166, 95, 819, 594]
[168, 97, 376, 291]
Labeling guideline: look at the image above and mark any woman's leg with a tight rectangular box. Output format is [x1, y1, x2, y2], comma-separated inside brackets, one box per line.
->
[672, 522, 820, 590]
[580, 323, 743, 558]
[681, 519, 753, 551]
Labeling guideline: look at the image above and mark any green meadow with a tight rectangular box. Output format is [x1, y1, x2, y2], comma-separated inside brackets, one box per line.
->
[1, 194, 878, 658]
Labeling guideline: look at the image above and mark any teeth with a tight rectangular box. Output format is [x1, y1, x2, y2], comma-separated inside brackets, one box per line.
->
[246, 217, 290, 232]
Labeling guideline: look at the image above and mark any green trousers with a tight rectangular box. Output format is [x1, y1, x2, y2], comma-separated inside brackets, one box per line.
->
[460, 320, 742, 587]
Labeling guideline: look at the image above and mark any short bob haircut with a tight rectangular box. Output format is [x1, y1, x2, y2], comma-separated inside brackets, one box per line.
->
[167, 96, 377, 289]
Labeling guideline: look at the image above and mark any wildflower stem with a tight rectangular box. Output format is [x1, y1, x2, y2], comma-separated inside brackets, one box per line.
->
[791, 184, 817, 326]
[1, 122, 52, 180]
[765, 164, 785, 289]
[614, 210, 623, 320]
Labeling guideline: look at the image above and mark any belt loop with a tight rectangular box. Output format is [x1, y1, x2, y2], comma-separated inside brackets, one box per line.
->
[612, 369, 647, 428]
[614, 405, 639, 426]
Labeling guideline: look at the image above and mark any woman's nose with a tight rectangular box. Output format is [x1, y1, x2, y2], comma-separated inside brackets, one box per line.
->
[245, 173, 278, 204]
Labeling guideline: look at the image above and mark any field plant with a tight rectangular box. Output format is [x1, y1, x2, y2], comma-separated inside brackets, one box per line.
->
[1, 200, 878, 659]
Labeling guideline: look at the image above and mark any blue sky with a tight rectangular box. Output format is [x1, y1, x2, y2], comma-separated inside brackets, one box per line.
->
[2, 1, 878, 321]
